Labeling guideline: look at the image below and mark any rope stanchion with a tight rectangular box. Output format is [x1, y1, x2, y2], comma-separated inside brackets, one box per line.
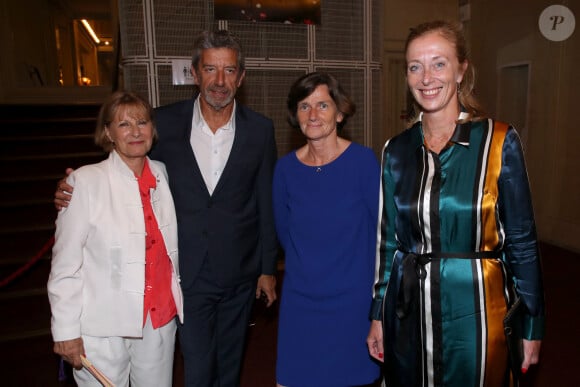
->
[0, 236, 55, 288]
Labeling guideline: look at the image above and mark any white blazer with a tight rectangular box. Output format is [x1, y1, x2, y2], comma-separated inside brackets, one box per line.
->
[48, 150, 183, 342]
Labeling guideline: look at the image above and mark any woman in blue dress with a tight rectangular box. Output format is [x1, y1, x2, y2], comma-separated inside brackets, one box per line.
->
[273, 72, 380, 387]
[366, 21, 544, 386]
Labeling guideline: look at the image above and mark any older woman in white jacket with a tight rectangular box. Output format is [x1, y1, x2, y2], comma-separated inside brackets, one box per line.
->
[48, 91, 183, 387]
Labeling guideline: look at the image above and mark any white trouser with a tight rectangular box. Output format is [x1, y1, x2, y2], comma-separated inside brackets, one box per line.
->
[73, 315, 177, 387]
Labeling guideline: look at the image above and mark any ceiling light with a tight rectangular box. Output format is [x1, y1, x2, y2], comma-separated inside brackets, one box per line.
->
[81, 19, 100, 44]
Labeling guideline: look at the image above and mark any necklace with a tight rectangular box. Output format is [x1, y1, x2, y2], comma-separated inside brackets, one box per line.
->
[299, 138, 347, 173]
[306, 149, 339, 173]
[422, 122, 456, 153]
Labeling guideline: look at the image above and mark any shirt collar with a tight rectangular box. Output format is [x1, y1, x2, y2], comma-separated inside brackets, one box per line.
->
[137, 158, 157, 195]
[418, 111, 471, 149]
[192, 95, 236, 134]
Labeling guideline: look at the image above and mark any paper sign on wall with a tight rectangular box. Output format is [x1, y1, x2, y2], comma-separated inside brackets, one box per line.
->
[172, 59, 195, 85]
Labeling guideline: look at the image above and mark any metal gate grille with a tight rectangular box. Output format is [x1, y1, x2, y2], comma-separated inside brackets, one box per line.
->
[118, 0, 382, 156]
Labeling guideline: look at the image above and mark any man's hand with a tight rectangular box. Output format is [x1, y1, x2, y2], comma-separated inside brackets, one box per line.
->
[367, 319, 384, 362]
[54, 168, 74, 210]
[54, 337, 85, 370]
[256, 274, 277, 307]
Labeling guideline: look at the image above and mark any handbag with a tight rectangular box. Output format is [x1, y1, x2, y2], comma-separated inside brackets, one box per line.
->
[503, 296, 525, 384]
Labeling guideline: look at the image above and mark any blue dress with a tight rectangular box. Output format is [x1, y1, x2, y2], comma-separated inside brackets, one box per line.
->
[273, 142, 380, 387]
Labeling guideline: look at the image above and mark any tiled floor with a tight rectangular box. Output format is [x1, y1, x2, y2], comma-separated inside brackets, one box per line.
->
[1, 242, 578, 386]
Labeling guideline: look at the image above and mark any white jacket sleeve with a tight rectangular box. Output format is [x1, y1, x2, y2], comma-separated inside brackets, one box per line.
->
[47, 171, 91, 341]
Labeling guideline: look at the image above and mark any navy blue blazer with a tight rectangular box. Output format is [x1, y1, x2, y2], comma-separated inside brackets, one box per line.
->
[150, 97, 279, 291]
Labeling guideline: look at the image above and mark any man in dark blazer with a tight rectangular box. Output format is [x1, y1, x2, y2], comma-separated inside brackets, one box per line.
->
[153, 95, 277, 292]
[152, 30, 278, 387]
[55, 30, 278, 387]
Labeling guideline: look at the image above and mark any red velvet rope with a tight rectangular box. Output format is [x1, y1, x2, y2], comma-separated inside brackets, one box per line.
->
[0, 236, 55, 288]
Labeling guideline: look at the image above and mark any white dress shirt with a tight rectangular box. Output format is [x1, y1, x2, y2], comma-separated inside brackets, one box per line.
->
[190, 97, 236, 195]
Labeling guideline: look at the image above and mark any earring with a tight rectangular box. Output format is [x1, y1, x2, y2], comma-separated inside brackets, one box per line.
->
[457, 82, 461, 94]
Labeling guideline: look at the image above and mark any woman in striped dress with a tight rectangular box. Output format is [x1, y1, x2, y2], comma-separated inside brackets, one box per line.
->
[366, 20, 544, 387]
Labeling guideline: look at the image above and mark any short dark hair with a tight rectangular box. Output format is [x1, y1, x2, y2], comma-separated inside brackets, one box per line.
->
[287, 72, 355, 131]
[191, 30, 245, 73]
[94, 91, 157, 152]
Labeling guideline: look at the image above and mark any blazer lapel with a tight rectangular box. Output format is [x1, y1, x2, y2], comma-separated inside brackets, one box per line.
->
[180, 98, 211, 198]
[212, 103, 247, 197]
